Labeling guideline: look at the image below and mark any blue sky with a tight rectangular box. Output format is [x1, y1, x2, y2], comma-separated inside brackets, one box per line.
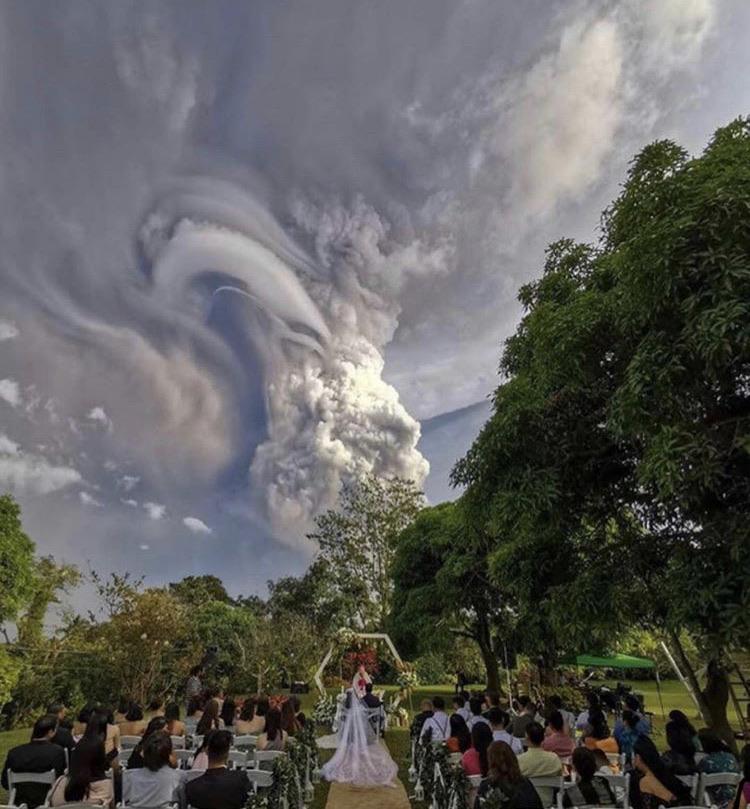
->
[0, 0, 749, 605]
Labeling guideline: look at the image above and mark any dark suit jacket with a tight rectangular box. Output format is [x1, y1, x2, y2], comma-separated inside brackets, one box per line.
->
[185, 766, 250, 809]
[1, 740, 66, 808]
[363, 693, 382, 709]
[51, 726, 75, 751]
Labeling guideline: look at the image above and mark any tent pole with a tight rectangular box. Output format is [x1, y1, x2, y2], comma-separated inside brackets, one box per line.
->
[655, 668, 666, 719]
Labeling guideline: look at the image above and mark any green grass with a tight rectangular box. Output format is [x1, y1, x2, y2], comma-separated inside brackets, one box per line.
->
[0, 679, 714, 808]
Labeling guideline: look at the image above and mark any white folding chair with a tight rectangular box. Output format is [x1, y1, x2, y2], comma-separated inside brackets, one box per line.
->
[54, 804, 103, 808]
[228, 750, 249, 770]
[118, 748, 134, 767]
[246, 769, 274, 793]
[188, 734, 203, 751]
[170, 735, 185, 750]
[678, 774, 700, 802]
[173, 749, 193, 769]
[232, 734, 258, 750]
[7, 769, 56, 806]
[602, 771, 630, 809]
[0, 805, 27, 809]
[530, 775, 566, 809]
[253, 750, 286, 771]
[468, 775, 482, 788]
[698, 772, 741, 806]
[120, 735, 142, 749]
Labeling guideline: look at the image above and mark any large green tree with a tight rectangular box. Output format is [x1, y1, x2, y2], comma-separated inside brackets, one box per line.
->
[307, 474, 424, 630]
[0, 495, 35, 625]
[454, 119, 750, 742]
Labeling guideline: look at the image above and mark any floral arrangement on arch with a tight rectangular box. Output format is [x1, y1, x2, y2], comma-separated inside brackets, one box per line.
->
[342, 647, 379, 681]
[395, 662, 419, 692]
[311, 694, 337, 727]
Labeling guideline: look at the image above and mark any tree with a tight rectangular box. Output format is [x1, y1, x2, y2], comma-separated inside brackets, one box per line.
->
[390, 500, 511, 691]
[454, 119, 750, 743]
[169, 575, 231, 608]
[0, 494, 35, 625]
[307, 474, 424, 629]
[17, 557, 80, 647]
[188, 600, 257, 683]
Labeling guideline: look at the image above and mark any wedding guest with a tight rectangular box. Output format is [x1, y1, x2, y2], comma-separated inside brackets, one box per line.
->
[191, 731, 215, 771]
[421, 696, 450, 742]
[290, 695, 307, 727]
[257, 708, 287, 752]
[411, 699, 434, 738]
[122, 733, 184, 807]
[73, 704, 96, 739]
[220, 698, 236, 729]
[669, 710, 701, 752]
[114, 697, 131, 724]
[48, 732, 114, 807]
[696, 730, 739, 809]
[235, 699, 264, 735]
[736, 745, 750, 809]
[119, 703, 148, 737]
[547, 696, 576, 736]
[563, 748, 615, 807]
[462, 722, 493, 777]
[446, 714, 472, 754]
[542, 710, 575, 759]
[185, 730, 249, 809]
[47, 703, 75, 753]
[630, 736, 692, 809]
[185, 666, 203, 704]
[453, 695, 472, 724]
[363, 684, 382, 709]
[147, 697, 165, 718]
[576, 693, 601, 731]
[280, 699, 300, 736]
[196, 698, 224, 736]
[1, 715, 66, 808]
[468, 697, 490, 730]
[518, 722, 563, 806]
[165, 703, 185, 737]
[474, 741, 542, 809]
[126, 717, 169, 769]
[512, 699, 537, 739]
[617, 710, 643, 764]
[661, 721, 696, 775]
[489, 708, 523, 755]
[583, 710, 619, 755]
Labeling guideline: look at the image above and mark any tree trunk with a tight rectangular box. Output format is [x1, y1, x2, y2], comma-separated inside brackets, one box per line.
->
[702, 659, 737, 754]
[475, 615, 500, 691]
[667, 629, 712, 724]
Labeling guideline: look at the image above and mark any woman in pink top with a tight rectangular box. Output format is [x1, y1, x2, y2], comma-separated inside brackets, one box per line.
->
[543, 711, 575, 758]
[462, 722, 492, 776]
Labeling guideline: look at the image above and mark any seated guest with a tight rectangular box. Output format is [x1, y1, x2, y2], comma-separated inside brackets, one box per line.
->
[462, 722, 493, 777]
[257, 708, 287, 751]
[446, 714, 472, 754]
[483, 690, 502, 716]
[411, 700, 434, 738]
[468, 697, 490, 730]
[696, 730, 739, 809]
[191, 731, 215, 771]
[583, 709, 619, 755]
[290, 695, 307, 727]
[147, 697, 165, 718]
[661, 721, 697, 775]
[122, 733, 184, 807]
[234, 699, 264, 735]
[518, 722, 563, 808]
[616, 710, 642, 764]
[421, 696, 450, 742]
[83, 710, 119, 764]
[363, 683, 382, 709]
[186, 730, 249, 809]
[737, 745, 750, 809]
[563, 748, 615, 807]
[73, 703, 96, 739]
[48, 732, 114, 807]
[127, 717, 169, 769]
[475, 741, 542, 809]
[630, 736, 692, 809]
[512, 699, 537, 739]
[669, 710, 701, 752]
[1, 715, 67, 808]
[164, 702, 185, 737]
[119, 703, 148, 737]
[576, 693, 601, 732]
[114, 697, 131, 724]
[196, 698, 224, 736]
[621, 695, 651, 736]
[547, 696, 575, 737]
[47, 703, 75, 753]
[542, 710, 575, 759]
[488, 708, 523, 755]
[453, 695, 472, 724]
[219, 698, 236, 729]
[280, 699, 300, 737]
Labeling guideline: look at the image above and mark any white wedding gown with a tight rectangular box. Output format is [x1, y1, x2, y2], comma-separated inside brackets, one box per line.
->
[320, 692, 398, 787]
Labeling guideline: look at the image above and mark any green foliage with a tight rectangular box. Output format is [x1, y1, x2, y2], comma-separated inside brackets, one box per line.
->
[0, 495, 35, 624]
[414, 652, 450, 685]
[0, 647, 22, 710]
[169, 575, 231, 607]
[308, 474, 424, 630]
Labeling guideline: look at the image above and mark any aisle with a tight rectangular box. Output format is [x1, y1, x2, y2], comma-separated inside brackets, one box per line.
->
[324, 779, 411, 809]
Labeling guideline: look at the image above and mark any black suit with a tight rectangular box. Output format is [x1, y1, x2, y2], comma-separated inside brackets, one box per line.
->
[1, 740, 66, 808]
[51, 726, 75, 752]
[185, 766, 250, 809]
[363, 693, 382, 709]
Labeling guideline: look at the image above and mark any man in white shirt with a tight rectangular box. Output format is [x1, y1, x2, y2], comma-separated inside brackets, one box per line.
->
[420, 696, 450, 742]
[488, 708, 524, 755]
[467, 697, 491, 730]
[452, 694, 472, 724]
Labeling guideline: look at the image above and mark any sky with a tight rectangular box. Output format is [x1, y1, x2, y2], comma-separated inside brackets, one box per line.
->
[0, 0, 749, 606]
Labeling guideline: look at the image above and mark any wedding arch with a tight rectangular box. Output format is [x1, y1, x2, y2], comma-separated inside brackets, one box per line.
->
[313, 630, 404, 696]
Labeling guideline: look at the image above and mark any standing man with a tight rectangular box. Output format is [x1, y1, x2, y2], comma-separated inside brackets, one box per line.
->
[186, 665, 203, 706]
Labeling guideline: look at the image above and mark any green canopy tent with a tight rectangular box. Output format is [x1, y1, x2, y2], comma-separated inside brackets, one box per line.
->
[560, 653, 665, 717]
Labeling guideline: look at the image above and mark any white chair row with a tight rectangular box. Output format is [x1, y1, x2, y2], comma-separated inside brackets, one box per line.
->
[121, 735, 188, 751]
[171, 747, 286, 771]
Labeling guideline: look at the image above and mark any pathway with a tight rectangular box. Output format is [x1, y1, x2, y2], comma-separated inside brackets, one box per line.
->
[324, 779, 411, 809]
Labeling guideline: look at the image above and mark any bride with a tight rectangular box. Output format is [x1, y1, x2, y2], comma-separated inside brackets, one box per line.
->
[321, 689, 398, 787]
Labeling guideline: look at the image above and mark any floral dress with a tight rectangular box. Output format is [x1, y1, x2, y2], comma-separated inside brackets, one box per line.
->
[697, 751, 739, 809]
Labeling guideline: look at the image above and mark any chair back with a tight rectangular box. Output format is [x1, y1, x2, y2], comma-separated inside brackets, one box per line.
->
[529, 775, 566, 809]
[170, 735, 185, 750]
[228, 750, 249, 770]
[253, 750, 286, 771]
[7, 769, 56, 806]
[246, 769, 274, 792]
[189, 734, 204, 751]
[173, 749, 193, 768]
[120, 735, 143, 749]
[677, 774, 700, 801]
[0, 805, 28, 809]
[232, 734, 258, 750]
[468, 774, 482, 788]
[697, 771, 741, 806]
[118, 748, 134, 767]
[447, 752, 462, 766]
[602, 771, 630, 809]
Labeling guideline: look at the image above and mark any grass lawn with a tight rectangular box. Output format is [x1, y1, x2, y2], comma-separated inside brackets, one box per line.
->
[0, 678, 719, 808]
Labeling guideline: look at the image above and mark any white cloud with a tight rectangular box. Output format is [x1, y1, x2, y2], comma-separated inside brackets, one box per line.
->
[117, 474, 140, 492]
[121, 498, 139, 507]
[103, 460, 118, 472]
[79, 491, 103, 507]
[139, 543, 150, 551]
[0, 378, 22, 408]
[144, 501, 166, 520]
[0, 433, 81, 494]
[87, 406, 113, 432]
[0, 320, 19, 341]
[183, 516, 212, 534]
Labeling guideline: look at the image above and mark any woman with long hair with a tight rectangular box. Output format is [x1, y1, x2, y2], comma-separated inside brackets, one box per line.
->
[462, 721, 493, 777]
[280, 699, 300, 737]
[235, 699, 263, 734]
[584, 709, 619, 754]
[126, 716, 168, 769]
[630, 736, 692, 809]
[219, 697, 236, 729]
[257, 708, 287, 752]
[122, 733, 183, 807]
[190, 729, 216, 770]
[474, 741, 542, 809]
[447, 713, 472, 754]
[48, 734, 114, 807]
[164, 703, 185, 737]
[119, 703, 147, 737]
[661, 721, 697, 775]
[734, 745, 750, 809]
[564, 747, 615, 807]
[196, 698, 224, 736]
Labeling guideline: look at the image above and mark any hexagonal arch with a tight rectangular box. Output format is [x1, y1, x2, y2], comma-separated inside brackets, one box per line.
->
[313, 631, 404, 696]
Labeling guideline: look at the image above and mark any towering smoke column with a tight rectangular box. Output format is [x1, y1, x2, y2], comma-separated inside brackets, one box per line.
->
[140, 178, 434, 544]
